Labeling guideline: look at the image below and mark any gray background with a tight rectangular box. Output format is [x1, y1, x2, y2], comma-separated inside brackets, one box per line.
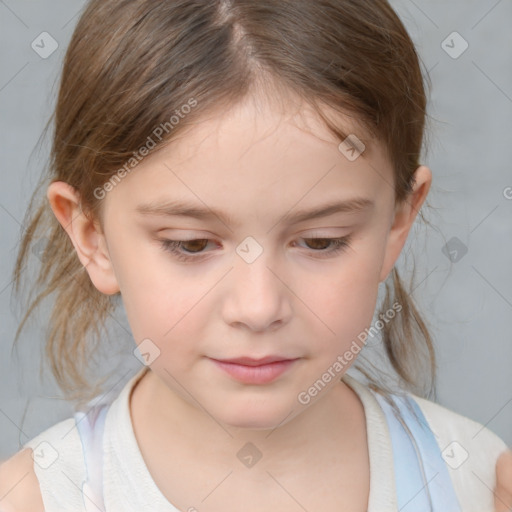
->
[0, 0, 511, 461]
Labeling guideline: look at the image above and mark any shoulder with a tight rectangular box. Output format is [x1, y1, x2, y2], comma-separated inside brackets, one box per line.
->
[0, 448, 44, 512]
[411, 393, 508, 456]
[1, 416, 87, 512]
[411, 393, 509, 511]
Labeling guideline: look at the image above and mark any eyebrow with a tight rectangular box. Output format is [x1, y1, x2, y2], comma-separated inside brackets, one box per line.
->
[136, 197, 374, 227]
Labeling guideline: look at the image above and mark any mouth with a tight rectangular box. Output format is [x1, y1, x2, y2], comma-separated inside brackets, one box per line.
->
[209, 356, 300, 384]
[214, 355, 298, 366]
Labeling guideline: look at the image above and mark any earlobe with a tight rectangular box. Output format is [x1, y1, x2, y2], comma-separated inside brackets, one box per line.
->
[379, 166, 432, 283]
[46, 181, 120, 295]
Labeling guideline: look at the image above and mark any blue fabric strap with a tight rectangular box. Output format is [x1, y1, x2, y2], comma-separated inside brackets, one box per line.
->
[75, 404, 109, 512]
[374, 392, 462, 512]
[73, 389, 461, 512]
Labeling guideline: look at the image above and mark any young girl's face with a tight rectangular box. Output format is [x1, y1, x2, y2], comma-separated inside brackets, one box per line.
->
[73, 93, 430, 429]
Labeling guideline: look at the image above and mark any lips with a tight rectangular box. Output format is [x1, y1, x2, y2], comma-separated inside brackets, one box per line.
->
[210, 356, 300, 384]
[214, 356, 297, 366]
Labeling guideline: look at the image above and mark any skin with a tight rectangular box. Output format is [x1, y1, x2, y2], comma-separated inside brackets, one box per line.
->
[496, 451, 512, 511]
[44, 91, 511, 509]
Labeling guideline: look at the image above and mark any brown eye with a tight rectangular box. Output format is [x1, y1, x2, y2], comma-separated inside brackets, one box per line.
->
[179, 239, 209, 253]
[294, 236, 352, 258]
[303, 238, 332, 250]
[160, 238, 214, 262]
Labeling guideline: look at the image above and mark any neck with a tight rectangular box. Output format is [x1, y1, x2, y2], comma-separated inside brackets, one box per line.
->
[130, 368, 367, 474]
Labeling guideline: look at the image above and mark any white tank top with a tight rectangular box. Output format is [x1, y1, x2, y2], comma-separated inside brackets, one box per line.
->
[22, 367, 507, 511]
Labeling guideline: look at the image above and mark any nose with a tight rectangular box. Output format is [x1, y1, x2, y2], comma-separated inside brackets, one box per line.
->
[221, 246, 292, 333]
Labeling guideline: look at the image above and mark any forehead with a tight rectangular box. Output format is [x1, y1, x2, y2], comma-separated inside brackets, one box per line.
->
[163, 94, 377, 168]
[103, 94, 396, 225]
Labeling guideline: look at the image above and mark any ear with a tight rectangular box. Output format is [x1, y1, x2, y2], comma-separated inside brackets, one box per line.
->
[379, 165, 432, 283]
[46, 181, 120, 295]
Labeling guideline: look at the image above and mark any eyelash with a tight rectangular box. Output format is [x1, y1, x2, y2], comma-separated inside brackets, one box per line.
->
[159, 235, 353, 262]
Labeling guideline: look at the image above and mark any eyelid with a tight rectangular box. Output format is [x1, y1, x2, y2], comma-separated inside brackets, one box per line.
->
[155, 229, 353, 248]
[158, 233, 353, 263]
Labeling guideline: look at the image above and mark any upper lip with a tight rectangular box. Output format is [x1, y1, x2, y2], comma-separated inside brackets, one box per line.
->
[212, 356, 298, 366]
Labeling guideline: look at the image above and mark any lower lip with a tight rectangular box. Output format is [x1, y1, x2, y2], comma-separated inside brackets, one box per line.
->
[211, 359, 298, 384]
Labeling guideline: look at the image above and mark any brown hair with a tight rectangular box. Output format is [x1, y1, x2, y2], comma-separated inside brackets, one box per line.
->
[13, 0, 436, 408]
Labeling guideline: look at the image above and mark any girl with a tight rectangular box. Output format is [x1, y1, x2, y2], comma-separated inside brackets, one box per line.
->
[1, 0, 511, 511]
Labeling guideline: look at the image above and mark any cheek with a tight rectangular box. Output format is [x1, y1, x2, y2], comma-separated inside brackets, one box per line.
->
[301, 249, 382, 351]
[108, 238, 205, 346]
[120, 270, 210, 374]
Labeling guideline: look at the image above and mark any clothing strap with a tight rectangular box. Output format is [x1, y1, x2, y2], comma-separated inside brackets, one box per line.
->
[374, 392, 462, 512]
[73, 386, 461, 512]
[74, 404, 109, 512]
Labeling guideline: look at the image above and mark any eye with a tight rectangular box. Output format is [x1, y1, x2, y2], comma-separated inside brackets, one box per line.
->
[160, 235, 353, 262]
[160, 238, 214, 262]
[294, 236, 352, 258]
